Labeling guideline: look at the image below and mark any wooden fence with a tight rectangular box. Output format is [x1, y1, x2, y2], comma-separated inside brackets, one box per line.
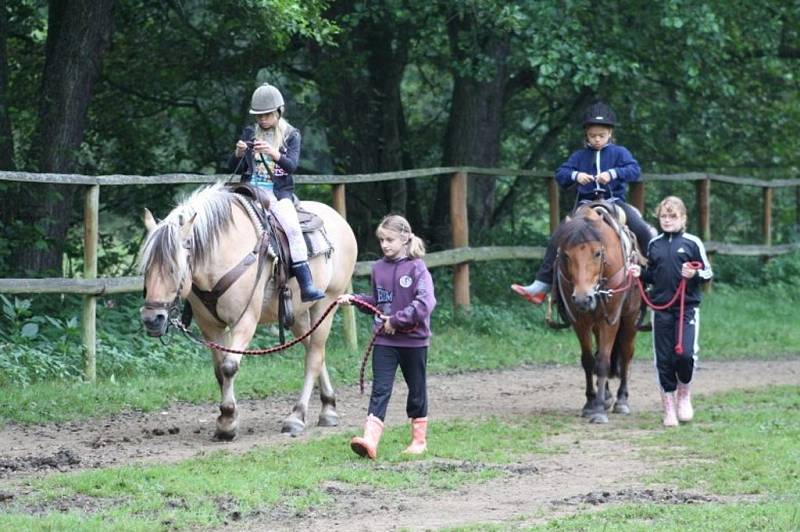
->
[1, 168, 799, 382]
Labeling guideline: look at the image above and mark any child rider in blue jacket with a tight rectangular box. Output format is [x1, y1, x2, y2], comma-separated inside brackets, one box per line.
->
[512, 102, 655, 304]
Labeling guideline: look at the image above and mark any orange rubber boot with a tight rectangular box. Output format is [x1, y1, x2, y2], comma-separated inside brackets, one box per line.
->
[402, 417, 428, 455]
[350, 414, 384, 459]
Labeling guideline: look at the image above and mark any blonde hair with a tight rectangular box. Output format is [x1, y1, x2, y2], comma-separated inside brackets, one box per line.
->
[376, 214, 426, 258]
[655, 196, 688, 230]
[254, 115, 291, 151]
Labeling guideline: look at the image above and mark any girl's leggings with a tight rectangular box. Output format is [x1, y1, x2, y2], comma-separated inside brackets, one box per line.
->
[257, 188, 309, 263]
[368, 345, 428, 421]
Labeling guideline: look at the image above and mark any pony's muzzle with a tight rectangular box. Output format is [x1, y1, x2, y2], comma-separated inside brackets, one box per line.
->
[140, 307, 168, 336]
[572, 291, 597, 312]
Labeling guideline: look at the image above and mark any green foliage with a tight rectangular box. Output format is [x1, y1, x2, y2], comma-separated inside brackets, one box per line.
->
[0, 295, 83, 386]
[0, 293, 211, 390]
[712, 251, 800, 288]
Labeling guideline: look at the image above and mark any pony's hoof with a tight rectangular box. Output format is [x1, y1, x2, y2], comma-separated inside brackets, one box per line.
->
[215, 414, 239, 440]
[581, 403, 593, 417]
[318, 412, 339, 427]
[589, 413, 609, 424]
[613, 402, 630, 415]
[214, 428, 237, 441]
[281, 418, 305, 436]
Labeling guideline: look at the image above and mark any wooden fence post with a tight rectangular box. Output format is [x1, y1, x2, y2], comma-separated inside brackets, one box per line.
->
[332, 184, 357, 352]
[630, 181, 645, 215]
[82, 185, 99, 382]
[451, 171, 470, 309]
[547, 177, 559, 233]
[763, 187, 773, 248]
[696, 178, 710, 242]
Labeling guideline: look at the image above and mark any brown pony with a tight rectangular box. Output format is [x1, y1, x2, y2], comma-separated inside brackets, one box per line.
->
[138, 183, 357, 439]
[551, 203, 641, 423]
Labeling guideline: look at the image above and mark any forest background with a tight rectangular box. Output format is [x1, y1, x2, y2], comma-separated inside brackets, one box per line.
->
[0, 0, 799, 278]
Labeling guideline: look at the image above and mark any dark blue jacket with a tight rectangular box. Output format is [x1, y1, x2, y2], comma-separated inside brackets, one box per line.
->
[555, 143, 641, 203]
[228, 124, 301, 201]
[643, 231, 713, 307]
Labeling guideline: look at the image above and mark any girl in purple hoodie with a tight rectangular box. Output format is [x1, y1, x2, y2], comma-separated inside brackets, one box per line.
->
[337, 214, 436, 459]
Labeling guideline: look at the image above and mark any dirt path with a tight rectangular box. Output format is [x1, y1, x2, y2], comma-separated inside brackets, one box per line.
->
[1, 358, 799, 529]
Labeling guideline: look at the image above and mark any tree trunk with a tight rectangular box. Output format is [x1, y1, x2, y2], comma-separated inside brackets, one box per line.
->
[429, 12, 509, 246]
[11, 0, 115, 275]
[0, 0, 14, 170]
[311, 4, 410, 252]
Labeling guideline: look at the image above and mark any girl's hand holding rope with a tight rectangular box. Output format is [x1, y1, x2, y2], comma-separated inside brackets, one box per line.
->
[381, 317, 395, 335]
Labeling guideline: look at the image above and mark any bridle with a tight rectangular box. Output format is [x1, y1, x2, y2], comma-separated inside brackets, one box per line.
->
[142, 236, 193, 333]
[556, 233, 633, 326]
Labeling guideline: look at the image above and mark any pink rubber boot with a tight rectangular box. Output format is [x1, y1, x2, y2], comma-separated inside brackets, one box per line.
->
[676, 382, 694, 422]
[402, 417, 428, 454]
[351, 414, 384, 459]
[661, 391, 678, 427]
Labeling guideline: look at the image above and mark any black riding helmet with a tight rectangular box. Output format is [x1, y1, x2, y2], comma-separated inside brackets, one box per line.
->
[582, 102, 617, 128]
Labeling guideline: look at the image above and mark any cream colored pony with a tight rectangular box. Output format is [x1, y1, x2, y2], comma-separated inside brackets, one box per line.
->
[139, 183, 357, 439]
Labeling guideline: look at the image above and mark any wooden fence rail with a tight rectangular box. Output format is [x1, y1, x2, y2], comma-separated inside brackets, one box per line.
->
[2, 168, 799, 382]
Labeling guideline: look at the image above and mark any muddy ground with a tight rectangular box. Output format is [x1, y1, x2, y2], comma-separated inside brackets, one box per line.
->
[1, 358, 798, 530]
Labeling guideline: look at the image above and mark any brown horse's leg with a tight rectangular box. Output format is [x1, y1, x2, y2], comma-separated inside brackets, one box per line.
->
[613, 315, 638, 415]
[577, 325, 596, 417]
[589, 326, 619, 424]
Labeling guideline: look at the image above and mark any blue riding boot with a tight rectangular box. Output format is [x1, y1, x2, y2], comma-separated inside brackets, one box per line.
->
[292, 261, 325, 302]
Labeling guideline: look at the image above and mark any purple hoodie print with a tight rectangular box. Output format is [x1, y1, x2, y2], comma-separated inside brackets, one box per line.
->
[354, 257, 436, 348]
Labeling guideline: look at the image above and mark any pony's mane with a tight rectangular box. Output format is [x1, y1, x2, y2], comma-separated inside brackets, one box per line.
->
[139, 183, 235, 284]
[552, 214, 603, 251]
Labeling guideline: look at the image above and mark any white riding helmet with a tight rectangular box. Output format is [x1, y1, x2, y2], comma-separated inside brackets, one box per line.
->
[249, 83, 285, 115]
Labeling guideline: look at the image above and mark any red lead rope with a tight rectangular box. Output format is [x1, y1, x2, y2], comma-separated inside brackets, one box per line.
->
[170, 296, 393, 395]
[350, 297, 383, 395]
[626, 261, 704, 355]
[349, 297, 419, 395]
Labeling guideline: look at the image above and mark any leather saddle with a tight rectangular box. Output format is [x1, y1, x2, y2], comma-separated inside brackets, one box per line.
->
[227, 183, 331, 331]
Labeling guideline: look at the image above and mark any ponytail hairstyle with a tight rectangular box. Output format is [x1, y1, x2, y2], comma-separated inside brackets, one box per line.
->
[377, 214, 426, 259]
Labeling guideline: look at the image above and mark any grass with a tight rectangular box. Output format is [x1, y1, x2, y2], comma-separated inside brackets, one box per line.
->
[520, 385, 800, 531]
[1, 284, 799, 425]
[3, 386, 798, 530]
[0, 415, 563, 530]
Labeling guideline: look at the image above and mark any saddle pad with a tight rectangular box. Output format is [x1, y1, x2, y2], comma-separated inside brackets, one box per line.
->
[304, 227, 333, 259]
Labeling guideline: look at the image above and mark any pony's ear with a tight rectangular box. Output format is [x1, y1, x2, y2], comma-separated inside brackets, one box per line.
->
[179, 213, 197, 240]
[143, 208, 157, 232]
